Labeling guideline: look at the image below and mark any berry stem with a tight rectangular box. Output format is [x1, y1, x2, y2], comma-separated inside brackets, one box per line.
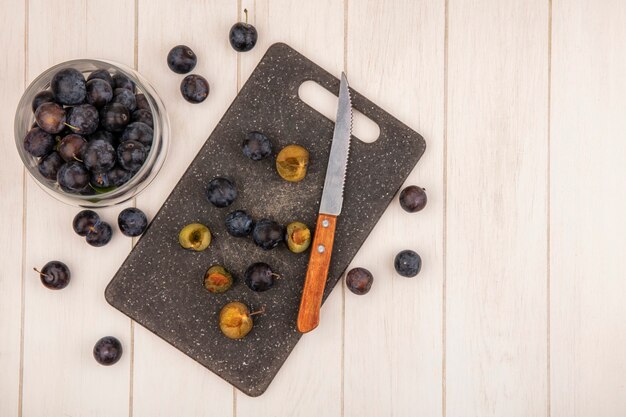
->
[271, 273, 281, 280]
[73, 155, 83, 163]
[33, 267, 50, 279]
[248, 306, 266, 317]
[244, 8, 249, 25]
[64, 122, 80, 132]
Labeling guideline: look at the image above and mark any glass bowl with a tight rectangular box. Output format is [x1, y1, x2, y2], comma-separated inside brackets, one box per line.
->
[15, 59, 170, 207]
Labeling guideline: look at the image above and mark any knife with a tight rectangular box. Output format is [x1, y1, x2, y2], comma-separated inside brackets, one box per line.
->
[297, 72, 352, 333]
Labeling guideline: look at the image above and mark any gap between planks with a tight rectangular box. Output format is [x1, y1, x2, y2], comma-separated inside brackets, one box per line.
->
[546, 0, 553, 416]
[129, 1, 140, 416]
[442, 0, 449, 415]
[18, 0, 30, 416]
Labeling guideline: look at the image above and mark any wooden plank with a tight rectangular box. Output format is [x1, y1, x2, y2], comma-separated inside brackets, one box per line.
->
[21, 1, 135, 416]
[445, 1, 549, 416]
[343, 0, 444, 416]
[550, 1, 626, 416]
[0, 0, 25, 416]
[235, 0, 343, 414]
[130, 1, 237, 416]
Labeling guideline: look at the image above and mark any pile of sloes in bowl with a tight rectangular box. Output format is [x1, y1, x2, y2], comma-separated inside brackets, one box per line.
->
[24, 67, 154, 195]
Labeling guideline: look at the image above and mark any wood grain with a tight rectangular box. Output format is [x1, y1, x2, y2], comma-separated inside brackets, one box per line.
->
[446, 0, 549, 416]
[550, 1, 626, 416]
[130, 1, 237, 416]
[21, 1, 135, 416]
[236, 1, 343, 415]
[0, 1, 25, 416]
[343, 0, 445, 416]
[298, 213, 337, 333]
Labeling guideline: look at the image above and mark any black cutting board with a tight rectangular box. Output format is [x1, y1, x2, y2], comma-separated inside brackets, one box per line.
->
[105, 42, 425, 396]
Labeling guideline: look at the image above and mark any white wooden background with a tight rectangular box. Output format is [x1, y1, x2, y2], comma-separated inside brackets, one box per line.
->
[1, 0, 625, 416]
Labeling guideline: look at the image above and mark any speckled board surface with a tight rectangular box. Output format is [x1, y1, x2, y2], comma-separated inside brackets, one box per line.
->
[105, 43, 425, 396]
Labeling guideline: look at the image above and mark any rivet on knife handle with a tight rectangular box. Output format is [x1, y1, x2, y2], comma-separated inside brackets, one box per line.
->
[297, 213, 337, 333]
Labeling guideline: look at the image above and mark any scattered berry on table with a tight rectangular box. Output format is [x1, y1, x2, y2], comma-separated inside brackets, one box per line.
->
[180, 74, 209, 103]
[394, 250, 422, 277]
[244, 262, 279, 292]
[206, 177, 237, 208]
[93, 336, 123, 366]
[242, 131, 272, 161]
[167, 45, 197, 74]
[229, 9, 258, 52]
[72, 209, 100, 236]
[252, 219, 284, 250]
[225, 210, 254, 237]
[33, 261, 71, 290]
[346, 267, 373, 295]
[86, 221, 113, 247]
[117, 207, 148, 237]
[399, 185, 427, 213]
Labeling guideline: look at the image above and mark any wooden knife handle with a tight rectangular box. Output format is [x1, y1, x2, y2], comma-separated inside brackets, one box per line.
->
[297, 213, 337, 333]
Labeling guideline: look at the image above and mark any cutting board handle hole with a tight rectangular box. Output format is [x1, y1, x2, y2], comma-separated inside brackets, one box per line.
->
[298, 80, 380, 143]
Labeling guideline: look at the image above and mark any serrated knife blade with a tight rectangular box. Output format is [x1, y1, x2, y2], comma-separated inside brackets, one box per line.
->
[297, 72, 352, 333]
[318, 72, 352, 215]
